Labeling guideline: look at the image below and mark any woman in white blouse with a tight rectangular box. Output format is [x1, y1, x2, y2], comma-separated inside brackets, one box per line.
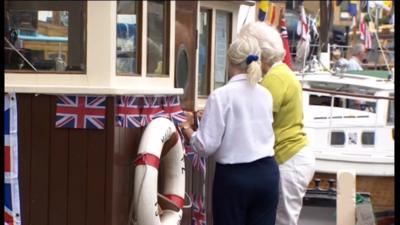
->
[180, 36, 279, 225]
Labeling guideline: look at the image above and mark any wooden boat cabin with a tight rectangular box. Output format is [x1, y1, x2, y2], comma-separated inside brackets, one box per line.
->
[4, 1, 255, 225]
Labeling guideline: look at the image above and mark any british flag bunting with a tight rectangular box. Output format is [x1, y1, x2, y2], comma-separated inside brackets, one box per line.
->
[55, 95, 106, 129]
[162, 96, 187, 125]
[116, 96, 144, 128]
[4, 93, 21, 225]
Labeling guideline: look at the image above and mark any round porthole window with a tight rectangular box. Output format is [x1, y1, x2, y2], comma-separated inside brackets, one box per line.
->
[175, 45, 189, 89]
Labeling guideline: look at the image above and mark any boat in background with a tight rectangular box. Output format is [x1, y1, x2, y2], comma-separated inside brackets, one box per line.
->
[296, 68, 394, 212]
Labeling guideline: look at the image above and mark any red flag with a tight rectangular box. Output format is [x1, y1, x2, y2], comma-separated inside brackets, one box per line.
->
[280, 18, 293, 69]
[359, 16, 372, 49]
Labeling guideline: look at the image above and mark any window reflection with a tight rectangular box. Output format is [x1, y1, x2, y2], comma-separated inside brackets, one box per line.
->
[116, 1, 138, 75]
[214, 10, 231, 89]
[387, 98, 394, 124]
[198, 9, 211, 96]
[147, 1, 168, 76]
[4, 1, 86, 72]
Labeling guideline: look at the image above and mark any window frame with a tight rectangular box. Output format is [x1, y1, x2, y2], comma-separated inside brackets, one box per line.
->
[146, 1, 171, 77]
[330, 130, 346, 146]
[386, 94, 394, 125]
[4, 1, 88, 74]
[116, 1, 142, 76]
[213, 9, 232, 90]
[198, 7, 212, 97]
[361, 131, 375, 146]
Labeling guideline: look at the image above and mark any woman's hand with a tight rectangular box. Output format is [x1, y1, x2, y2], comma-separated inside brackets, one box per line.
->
[196, 110, 204, 121]
[179, 111, 194, 129]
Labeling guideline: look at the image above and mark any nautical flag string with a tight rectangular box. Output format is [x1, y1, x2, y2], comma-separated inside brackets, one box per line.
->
[185, 146, 207, 177]
[55, 95, 106, 129]
[141, 96, 168, 126]
[297, 4, 309, 41]
[280, 17, 293, 69]
[191, 193, 206, 225]
[268, 3, 276, 25]
[257, 1, 277, 25]
[295, 3, 311, 64]
[359, 15, 372, 49]
[258, 0, 268, 22]
[116, 96, 144, 128]
[162, 96, 187, 125]
[4, 93, 21, 225]
[116, 95, 186, 128]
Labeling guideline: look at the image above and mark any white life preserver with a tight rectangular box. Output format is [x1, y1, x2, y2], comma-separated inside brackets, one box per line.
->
[132, 117, 186, 225]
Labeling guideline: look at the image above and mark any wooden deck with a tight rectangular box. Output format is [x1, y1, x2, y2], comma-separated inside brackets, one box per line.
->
[310, 172, 394, 212]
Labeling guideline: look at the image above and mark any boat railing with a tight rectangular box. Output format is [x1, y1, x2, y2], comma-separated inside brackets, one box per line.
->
[302, 87, 394, 101]
[302, 88, 393, 149]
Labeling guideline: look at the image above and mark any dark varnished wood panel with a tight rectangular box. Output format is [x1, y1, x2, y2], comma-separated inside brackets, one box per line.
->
[105, 97, 115, 225]
[112, 127, 142, 225]
[17, 94, 32, 225]
[67, 130, 88, 225]
[86, 129, 106, 225]
[30, 95, 51, 225]
[48, 96, 69, 225]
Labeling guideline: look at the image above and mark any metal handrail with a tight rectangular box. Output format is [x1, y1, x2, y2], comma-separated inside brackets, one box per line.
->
[302, 87, 394, 101]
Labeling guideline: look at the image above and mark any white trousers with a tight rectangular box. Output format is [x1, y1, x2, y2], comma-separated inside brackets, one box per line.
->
[275, 147, 316, 225]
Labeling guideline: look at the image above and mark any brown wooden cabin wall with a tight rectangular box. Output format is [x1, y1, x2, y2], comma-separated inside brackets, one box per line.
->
[17, 94, 111, 225]
[16, 93, 216, 225]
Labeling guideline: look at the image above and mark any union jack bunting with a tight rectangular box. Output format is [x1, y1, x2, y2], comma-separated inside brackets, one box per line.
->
[116, 96, 144, 128]
[4, 93, 21, 225]
[191, 193, 206, 225]
[162, 96, 187, 125]
[280, 18, 293, 69]
[141, 96, 168, 126]
[55, 95, 106, 129]
[185, 145, 206, 177]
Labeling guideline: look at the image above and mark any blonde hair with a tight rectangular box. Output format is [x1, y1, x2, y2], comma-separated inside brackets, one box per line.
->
[238, 21, 285, 66]
[227, 36, 262, 86]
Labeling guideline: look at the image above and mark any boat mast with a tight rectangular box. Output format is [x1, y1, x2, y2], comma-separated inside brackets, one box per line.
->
[319, 1, 333, 52]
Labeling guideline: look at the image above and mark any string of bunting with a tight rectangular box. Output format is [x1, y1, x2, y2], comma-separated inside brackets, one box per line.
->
[55, 95, 187, 129]
[4, 93, 22, 225]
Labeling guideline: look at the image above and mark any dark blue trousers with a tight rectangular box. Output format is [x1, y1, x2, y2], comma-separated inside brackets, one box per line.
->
[212, 156, 280, 225]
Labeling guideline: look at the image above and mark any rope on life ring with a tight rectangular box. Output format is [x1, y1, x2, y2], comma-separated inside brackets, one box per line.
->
[128, 118, 186, 225]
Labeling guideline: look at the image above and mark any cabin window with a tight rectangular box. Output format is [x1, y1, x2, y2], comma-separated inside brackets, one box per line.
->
[146, 1, 170, 77]
[346, 99, 376, 113]
[214, 10, 232, 90]
[175, 47, 189, 89]
[116, 1, 141, 75]
[361, 132, 375, 145]
[198, 8, 212, 96]
[387, 98, 394, 125]
[309, 94, 376, 113]
[330, 131, 345, 146]
[4, 1, 86, 73]
[309, 95, 343, 107]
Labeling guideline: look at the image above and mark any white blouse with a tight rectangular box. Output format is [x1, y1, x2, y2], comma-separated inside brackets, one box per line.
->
[190, 74, 275, 164]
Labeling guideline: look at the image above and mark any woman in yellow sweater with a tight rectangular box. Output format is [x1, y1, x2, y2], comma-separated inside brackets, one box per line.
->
[239, 21, 315, 225]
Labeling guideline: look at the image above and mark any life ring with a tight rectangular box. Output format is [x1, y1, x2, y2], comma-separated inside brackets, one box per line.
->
[132, 118, 186, 225]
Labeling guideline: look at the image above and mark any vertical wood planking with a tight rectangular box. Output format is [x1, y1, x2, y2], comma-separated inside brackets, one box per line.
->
[112, 126, 126, 225]
[30, 95, 51, 225]
[67, 129, 88, 225]
[48, 96, 69, 225]
[17, 94, 32, 225]
[105, 97, 115, 225]
[86, 129, 106, 225]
